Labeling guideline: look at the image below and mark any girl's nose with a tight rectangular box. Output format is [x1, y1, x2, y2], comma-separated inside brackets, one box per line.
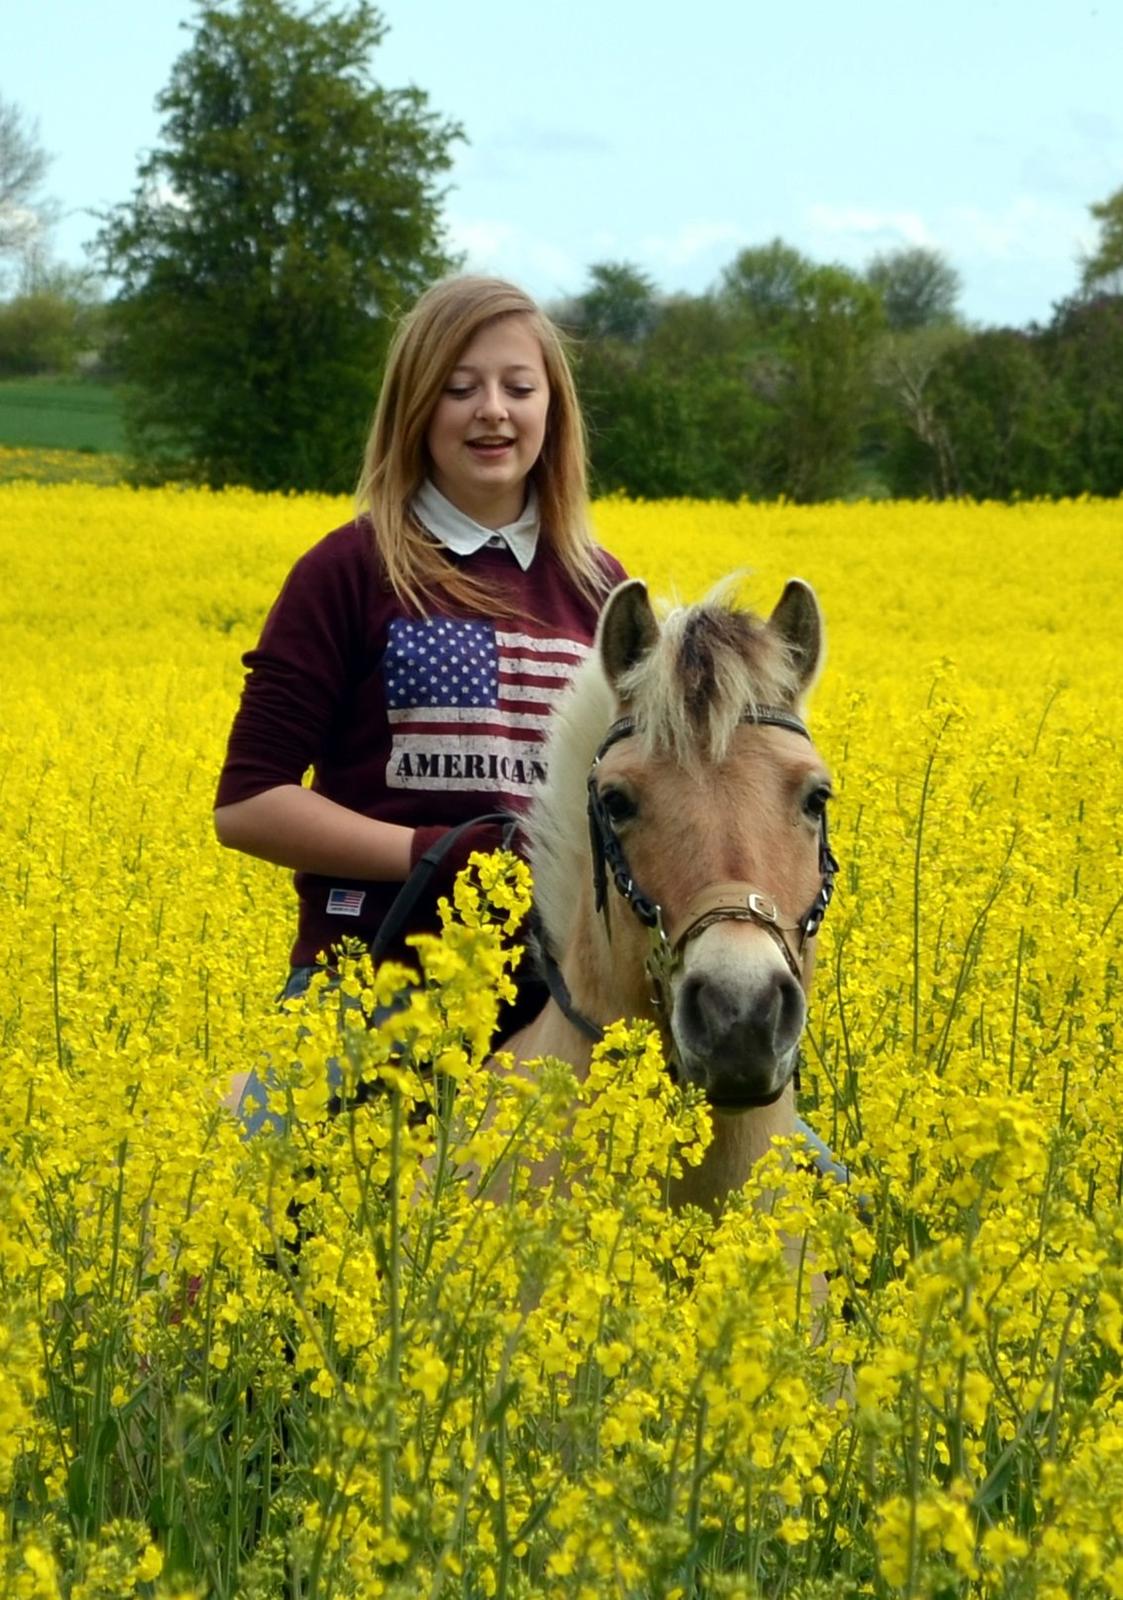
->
[475, 383, 509, 421]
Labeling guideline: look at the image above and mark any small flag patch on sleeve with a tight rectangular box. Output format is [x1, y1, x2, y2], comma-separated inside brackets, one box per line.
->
[327, 887, 366, 917]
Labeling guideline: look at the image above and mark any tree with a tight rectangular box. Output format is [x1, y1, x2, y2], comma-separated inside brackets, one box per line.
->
[0, 96, 55, 278]
[1081, 187, 1123, 294]
[577, 293, 776, 499]
[716, 242, 885, 498]
[921, 330, 1072, 498]
[569, 261, 659, 344]
[96, 0, 461, 489]
[865, 246, 961, 331]
[871, 324, 967, 497]
[718, 239, 810, 331]
[0, 260, 105, 376]
[777, 264, 885, 500]
[1039, 293, 1123, 495]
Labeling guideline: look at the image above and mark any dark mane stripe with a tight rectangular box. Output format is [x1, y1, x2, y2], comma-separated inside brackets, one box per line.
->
[620, 597, 800, 764]
[679, 610, 761, 722]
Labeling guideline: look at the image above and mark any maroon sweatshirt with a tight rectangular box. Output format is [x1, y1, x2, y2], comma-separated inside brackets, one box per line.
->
[216, 519, 627, 965]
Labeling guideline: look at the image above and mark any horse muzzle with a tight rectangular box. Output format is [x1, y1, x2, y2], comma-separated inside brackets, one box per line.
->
[671, 960, 806, 1108]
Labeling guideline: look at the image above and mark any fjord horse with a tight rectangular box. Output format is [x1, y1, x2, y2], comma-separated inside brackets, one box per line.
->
[505, 577, 838, 1214]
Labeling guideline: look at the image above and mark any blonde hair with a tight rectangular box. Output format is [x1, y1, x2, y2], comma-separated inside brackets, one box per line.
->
[356, 275, 605, 617]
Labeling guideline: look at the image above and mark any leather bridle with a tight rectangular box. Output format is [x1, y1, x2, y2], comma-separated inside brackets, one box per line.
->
[541, 703, 839, 1105]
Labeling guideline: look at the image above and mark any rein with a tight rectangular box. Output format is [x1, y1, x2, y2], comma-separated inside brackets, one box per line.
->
[544, 703, 839, 1106]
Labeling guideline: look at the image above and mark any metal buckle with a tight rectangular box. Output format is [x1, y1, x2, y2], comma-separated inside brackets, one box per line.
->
[747, 892, 778, 923]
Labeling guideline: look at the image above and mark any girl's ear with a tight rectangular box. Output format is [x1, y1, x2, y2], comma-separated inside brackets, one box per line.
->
[598, 580, 660, 691]
[768, 578, 825, 698]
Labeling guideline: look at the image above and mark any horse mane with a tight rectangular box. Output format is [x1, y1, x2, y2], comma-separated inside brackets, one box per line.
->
[526, 587, 801, 954]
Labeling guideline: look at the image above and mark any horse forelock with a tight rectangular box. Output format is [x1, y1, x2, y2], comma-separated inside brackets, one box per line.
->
[618, 600, 800, 764]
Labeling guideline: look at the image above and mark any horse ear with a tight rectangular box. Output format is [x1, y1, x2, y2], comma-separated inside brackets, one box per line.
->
[768, 578, 824, 697]
[598, 579, 659, 691]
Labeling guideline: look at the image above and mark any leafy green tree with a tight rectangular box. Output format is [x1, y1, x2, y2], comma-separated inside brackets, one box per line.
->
[718, 238, 810, 331]
[0, 292, 76, 374]
[777, 264, 885, 500]
[576, 291, 777, 499]
[96, 0, 460, 489]
[921, 330, 1072, 498]
[865, 246, 961, 331]
[1081, 187, 1123, 293]
[570, 261, 659, 344]
[870, 326, 961, 497]
[717, 243, 885, 497]
[577, 249, 883, 502]
[0, 261, 105, 376]
[1040, 293, 1123, 495]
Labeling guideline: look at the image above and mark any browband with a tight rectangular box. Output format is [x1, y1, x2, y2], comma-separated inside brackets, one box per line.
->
[594, 704, 811, 764]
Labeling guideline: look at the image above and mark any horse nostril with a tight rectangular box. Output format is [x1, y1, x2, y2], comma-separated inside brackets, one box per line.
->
[771, 971, 805, 1055]
[744, 969, 805, 1056]
[676, 968, 805, 1069]
[678, 971, 736, 1055]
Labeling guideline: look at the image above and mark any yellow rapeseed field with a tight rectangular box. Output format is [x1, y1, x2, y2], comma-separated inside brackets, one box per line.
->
[1, 484, 1121, 1599]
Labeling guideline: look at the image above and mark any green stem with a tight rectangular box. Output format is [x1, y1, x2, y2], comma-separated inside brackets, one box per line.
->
[912, 739, 941, 1058]
[381, 1088, 404, 1532]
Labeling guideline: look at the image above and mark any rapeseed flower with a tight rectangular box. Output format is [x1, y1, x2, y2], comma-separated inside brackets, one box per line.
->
[1, 485, 1121, 1595]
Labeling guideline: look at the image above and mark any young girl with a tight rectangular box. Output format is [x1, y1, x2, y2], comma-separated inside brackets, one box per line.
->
[214, 275, 627, 1028]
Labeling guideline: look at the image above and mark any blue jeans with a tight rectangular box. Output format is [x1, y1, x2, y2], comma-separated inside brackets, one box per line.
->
[792, 1117, 852, 1189]
[236, 966, 416, 1138]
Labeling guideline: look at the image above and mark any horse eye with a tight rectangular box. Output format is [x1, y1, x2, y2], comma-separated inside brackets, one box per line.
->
[804, 786, 831, 821]
[601, 786, 637, 825]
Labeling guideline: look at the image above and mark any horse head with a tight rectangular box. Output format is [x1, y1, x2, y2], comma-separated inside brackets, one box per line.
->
[528, 578, 836, 1113]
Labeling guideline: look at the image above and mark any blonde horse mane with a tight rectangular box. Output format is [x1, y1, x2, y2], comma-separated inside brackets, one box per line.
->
[526, 586, 803, 955]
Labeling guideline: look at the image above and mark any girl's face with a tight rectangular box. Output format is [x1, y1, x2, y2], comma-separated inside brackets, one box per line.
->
[425, 315, 550, 528]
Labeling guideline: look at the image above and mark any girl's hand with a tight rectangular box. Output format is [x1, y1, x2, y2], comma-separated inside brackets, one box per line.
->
[408, 816, 525, 905]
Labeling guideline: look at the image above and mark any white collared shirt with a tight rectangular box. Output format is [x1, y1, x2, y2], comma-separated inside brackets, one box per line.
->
[411, 478, 540, 572]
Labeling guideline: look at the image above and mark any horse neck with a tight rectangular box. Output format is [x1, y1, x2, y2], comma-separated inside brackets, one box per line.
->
[670, 1084, 796, 1215]
[563, 886, 653, 1028]
[512, 878, 659, 1079]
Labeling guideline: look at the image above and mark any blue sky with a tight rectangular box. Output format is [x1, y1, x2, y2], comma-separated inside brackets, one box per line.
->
[6, 0, 1122, 325]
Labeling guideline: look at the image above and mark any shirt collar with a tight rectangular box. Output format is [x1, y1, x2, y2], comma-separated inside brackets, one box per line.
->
[411, 478, 540, 572]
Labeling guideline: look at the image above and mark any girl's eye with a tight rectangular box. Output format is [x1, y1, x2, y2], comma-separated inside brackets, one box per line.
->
[445, 385, 474, 399]
[601, 787, 637, 826]
[507, 385, 535, 398]
[803, 786, 831, 821]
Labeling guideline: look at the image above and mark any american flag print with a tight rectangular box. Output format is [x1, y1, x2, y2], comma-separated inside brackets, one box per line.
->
[384, 617, 589, 797]
[327, 887, 366, 917]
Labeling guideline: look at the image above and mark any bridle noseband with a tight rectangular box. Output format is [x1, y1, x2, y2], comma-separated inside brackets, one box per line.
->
[566, 704, 840, 1106]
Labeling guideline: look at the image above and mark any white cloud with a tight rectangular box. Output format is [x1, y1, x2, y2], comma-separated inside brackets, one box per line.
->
[944, 196, 1089, 263]
[806, 205, 934, 248]
[441, 215, 582, 298]
[639, 221, 745, 271]
[444, 217, 518, 264]
[495, 121, 611, 158]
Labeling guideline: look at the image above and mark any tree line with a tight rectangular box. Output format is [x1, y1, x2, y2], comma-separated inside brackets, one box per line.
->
[560, 241, 1123, 502]
[1, 0, 1121, 502]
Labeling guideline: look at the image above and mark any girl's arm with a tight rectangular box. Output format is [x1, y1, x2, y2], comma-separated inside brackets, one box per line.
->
[214, 785, 413, 881]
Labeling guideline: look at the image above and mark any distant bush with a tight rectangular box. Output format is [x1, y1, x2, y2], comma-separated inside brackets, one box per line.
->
[0, 290, 81, 375]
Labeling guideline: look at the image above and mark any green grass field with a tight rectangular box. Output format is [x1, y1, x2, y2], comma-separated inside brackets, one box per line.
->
[0, 377, 127, 453]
